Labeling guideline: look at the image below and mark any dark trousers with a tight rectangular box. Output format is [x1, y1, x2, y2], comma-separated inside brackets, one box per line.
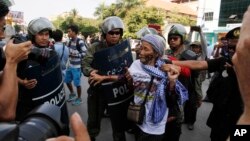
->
[134, 126, 164, 141]
[184, 99, 198, 124]
[109, 101, 130, 141]
[210, 127, 230, 141]
[87, 88, 129, 141]
[87, 89, 106, 138]
[163, 120, 182, 141]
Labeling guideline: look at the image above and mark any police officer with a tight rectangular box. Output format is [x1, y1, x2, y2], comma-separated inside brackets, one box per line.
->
[82, 16, 130, 141]
[16, 17, 69, 135]
[164, 24, 196, 141]
[166, 24, 188, 58]
[172, 27, 243, 141]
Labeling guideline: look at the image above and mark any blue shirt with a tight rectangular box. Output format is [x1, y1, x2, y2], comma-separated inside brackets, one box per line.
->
[54, 42, 69, 78]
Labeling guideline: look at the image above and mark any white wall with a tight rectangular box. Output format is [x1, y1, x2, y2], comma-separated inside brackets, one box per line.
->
[197, 0, 221, 32]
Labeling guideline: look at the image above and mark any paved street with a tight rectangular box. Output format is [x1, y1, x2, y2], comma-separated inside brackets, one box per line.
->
[65, 76, 213, 141]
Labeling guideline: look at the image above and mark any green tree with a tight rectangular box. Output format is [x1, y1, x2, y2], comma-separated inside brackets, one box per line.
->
[124, 7, 166, 38]
[94, 2, 105, 19]
[13, 24, 22, 33]
[166, 9, 196, 26]
[52, 9, 99, 36]
[115, 0, 145, 18]
[94, 0, 145, 19]
[95, 3, 117, 20]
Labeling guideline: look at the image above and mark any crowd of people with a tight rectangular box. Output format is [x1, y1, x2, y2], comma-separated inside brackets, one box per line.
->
[1, 1, 250, 141]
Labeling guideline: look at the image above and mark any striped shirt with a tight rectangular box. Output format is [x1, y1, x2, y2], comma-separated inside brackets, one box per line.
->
[68, 38, 87, 68]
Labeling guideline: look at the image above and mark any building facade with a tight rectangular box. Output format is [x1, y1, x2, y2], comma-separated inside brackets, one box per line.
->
[197, 0, 250, 46]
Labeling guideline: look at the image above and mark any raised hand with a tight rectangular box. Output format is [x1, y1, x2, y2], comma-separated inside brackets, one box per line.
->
[4, 39, 32, 64]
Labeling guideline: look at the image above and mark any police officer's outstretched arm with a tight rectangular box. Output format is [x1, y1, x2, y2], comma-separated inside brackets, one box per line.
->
[0, 40, 31, 121]
[172, 60, 208, 70]
[233, 6, 250, 125]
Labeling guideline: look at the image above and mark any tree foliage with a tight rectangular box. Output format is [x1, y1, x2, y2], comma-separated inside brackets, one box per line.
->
[166, 9, 196, 26]
[52, 9, 99, 37]
[94, 0, 165, 38]
[95, 0, 145, 19]
[52, 0, 197, 39]
[13, 24, 22, 33]
[124, 7, 166, 38]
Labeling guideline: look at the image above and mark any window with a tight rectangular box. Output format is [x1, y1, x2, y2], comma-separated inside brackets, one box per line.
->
[219, 0, 250, 26]
[204, 12, 214, 21]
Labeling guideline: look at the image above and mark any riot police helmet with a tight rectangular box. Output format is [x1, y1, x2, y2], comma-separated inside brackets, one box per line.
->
[168, 24, 187, 44]
[28, 17, 54, 37]
[101, 16, 124, 36]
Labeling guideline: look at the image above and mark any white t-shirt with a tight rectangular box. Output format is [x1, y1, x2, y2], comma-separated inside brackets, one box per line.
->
[128, 60, 168, 135]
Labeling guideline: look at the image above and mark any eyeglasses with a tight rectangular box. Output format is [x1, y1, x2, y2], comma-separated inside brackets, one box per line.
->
[169, 36, 179, 41]
[108, 31, 121, 35]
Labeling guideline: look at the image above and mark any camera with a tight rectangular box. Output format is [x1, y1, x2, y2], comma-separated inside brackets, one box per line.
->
[12, 34, 29, 44]
[0, 103, 65, 141]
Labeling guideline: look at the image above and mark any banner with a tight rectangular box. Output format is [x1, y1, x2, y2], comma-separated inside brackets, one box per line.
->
[93, 40, 133, 106]
[8, 11, 24, 23]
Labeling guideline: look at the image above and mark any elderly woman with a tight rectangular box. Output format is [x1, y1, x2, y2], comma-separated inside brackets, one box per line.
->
[127, 34, 188, 141]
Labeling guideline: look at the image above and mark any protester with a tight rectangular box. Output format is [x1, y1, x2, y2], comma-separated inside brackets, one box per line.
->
[51, 29, 69, 79]
[127, 34, 188, 141]
[82, 16, 131, 141]
[165, 23, 195, 140]
[171, 27, 243, 141]
[233, 6, 250, 125]
[65, 24, 86, 106]
[16, 17, 70, 135]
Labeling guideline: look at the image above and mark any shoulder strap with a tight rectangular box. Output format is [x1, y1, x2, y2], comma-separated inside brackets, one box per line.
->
[68, 40, 71, 47]
[142, 76, 154, 106]
[60, 44, 65, 61]
[76, 38, 82, 53]
[68, 38, 81, 53]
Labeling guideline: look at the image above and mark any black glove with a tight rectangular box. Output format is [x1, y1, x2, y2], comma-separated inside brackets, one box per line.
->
[30, 47, 51, 59]
[39, 48, 51, 58]
[163, 58, 172, 64]
[180, 50, 197, 60]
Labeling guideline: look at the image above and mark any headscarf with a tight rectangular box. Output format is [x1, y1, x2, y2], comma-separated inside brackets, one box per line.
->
[141, 34, 165, 57]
